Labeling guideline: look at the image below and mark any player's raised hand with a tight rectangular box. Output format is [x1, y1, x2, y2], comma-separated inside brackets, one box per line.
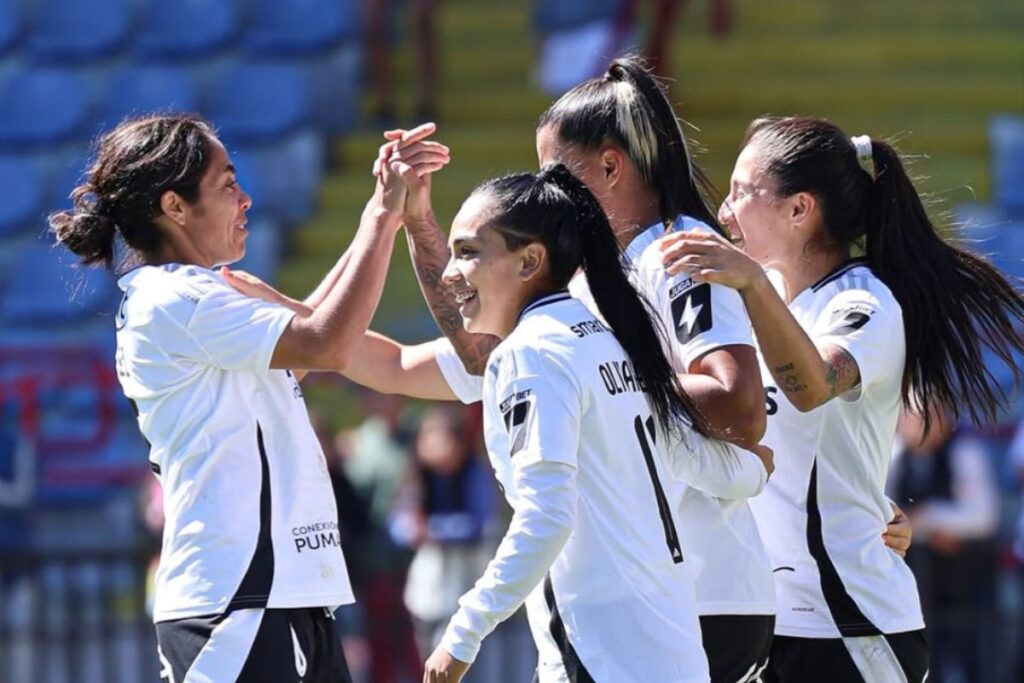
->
[659, 230, 764, 291]
[374, 122, 441, 215]
[423, 645, 470, 683]
[379, 123, 450, 224]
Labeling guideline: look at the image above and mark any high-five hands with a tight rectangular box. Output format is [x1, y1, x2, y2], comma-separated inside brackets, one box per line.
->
[373, 123, 450, 223]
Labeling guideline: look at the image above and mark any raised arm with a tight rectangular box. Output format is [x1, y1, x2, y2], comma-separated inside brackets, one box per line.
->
[222, 268, 457, 400]
[381, 127, 500, 376]
[661, 230, 860, 412]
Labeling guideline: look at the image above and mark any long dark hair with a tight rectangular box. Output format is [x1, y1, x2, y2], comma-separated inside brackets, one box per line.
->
[745, 116, 1024, 429]
[50, 114, 217, 270]
[471, 163, 705, 437]
[538, 54, 723, 234]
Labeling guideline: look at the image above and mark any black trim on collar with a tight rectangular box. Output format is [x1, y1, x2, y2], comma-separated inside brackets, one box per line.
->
[811, 258, 869, 292]
[516, 290, 571, 323]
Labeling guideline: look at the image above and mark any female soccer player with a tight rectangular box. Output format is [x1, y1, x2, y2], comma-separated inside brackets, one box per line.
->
[658, 116, 1024, 682]
[421, 162, 713, 682]
[398, 56, 777, 682]
[49, 114, 446, 682]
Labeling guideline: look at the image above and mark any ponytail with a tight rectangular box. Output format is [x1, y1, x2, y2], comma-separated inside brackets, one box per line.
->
[539, 54, 724, 235]
[50, 198, 118, 269]
[746, 116, 1024, 430]
[473, 163, 706, 438]
[865, 139, 1024, 428]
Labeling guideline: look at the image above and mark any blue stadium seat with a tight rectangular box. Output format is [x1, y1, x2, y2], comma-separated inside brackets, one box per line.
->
[27, 0, 130, 63]
[242, 0, 360, 56]
[307, 44, 363, 137]
[0, 68, 90, 151]
[230, 138, 323, 224]
[98, 65, 199, 130]
[205, 61, 312, 144]
[0, 241, 118, 328]
[0, 0, 22, 56]
[0, 156, 45, 237]
[990, 115, 1024, 214]
[135, 0, 238, 61]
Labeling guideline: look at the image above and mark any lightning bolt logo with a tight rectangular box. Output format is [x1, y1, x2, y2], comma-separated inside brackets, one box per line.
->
[671, 283, 712, 344]
[677, 295, 704, 336]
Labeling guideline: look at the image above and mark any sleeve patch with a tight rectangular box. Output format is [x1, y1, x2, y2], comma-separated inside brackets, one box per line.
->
[671, 282, 713, 344]
[825, 304, 874, 336]
[500, 389, 534, 457]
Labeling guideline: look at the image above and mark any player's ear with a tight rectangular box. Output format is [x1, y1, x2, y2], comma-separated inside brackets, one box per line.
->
[518, 243, 546, 282]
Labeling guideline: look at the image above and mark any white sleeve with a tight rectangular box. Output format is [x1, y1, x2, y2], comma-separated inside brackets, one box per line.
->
[431, 337, 484, 404]
[440, 459, 576, 663]
[184, 283, 295, 371]
[667, 432, 767, 500]
[811, 287, 903, 394]
[440, 354, 581, 662]
[642, 248, 754, 369]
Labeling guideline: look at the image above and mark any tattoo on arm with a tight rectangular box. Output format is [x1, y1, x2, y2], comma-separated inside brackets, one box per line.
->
[774, 362, 795, 373]
[821, 345, 861, 399]
[405, 221, 499, 375]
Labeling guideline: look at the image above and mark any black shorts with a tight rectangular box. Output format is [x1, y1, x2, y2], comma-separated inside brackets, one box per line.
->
[155, 607, 353, 683]
[765, 630, 929, 683]
[700, 614, 775, 683]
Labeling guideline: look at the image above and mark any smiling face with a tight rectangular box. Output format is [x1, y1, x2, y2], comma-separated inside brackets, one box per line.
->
[718, 143, 796, 266]
[441, 192, 539, 338]
[179, 140, 252, 267]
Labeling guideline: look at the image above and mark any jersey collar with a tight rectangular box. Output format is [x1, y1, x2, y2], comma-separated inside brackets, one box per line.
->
[516, 290, 572, 323]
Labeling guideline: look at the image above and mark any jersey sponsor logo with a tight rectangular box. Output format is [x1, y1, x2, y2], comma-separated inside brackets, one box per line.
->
[292, 521, 341, 553]
[501, 389, 534, 456]
[825, 304, 874, 336]
[668, 277, 696, 299]
[671, 282, 713, 344]
[569, 318, 610, 338]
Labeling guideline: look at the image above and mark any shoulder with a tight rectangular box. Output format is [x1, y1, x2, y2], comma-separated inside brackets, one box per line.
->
[488, 306, 585, 386]
[122, 265, 236, 326]
[814, 263, 901, 322]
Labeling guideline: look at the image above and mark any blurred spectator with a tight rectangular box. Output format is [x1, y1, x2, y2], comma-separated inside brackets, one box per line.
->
[532, 0, 635, 95]
[366, 0, 440, 127]
[645, 0, 733, 77]
[1008, 421, 1024, 682]
[343, 390, 421, 683]
[395, 404, 495, 658]
[889, 406, 1000, 683]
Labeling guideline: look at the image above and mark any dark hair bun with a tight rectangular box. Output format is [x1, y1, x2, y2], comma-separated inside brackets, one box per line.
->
[49, 208, 116, 268]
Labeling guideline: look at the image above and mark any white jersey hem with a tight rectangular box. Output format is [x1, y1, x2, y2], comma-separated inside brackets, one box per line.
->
[153, 590, 356, 623]
[696, 600, 777, 617]
[773, 615, 926, 639]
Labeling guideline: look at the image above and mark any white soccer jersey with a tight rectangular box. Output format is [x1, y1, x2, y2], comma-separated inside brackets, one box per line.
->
[750, 260, 924, 638]
[572, 218, 776, 617]
[115, 264, 354, 623]
[440, 293, 709, 682]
